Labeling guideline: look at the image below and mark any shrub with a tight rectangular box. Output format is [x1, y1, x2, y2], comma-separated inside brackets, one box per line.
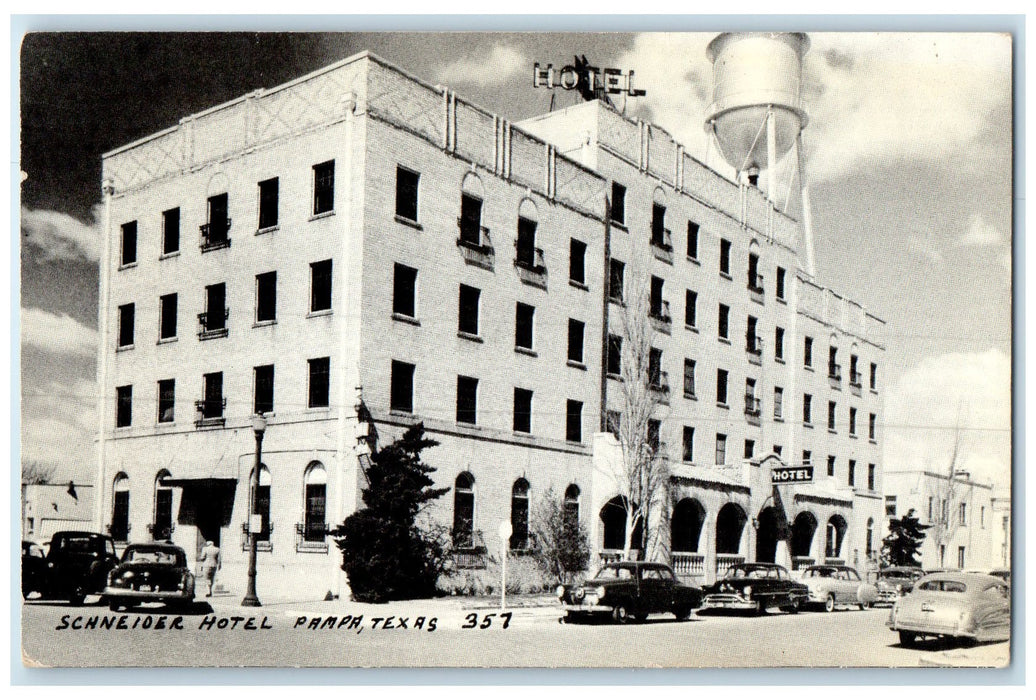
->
[532, 487, 591, 584]
[436, 554, 554, 596]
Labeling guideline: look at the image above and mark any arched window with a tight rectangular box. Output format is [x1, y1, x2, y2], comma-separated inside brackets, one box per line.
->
[250, 464, 272, 542]
[111, 473, 130, 542]
[453, 472, 475, 548]
[516, 199, 540, 270]
[563, 484, 580, 529]
[303, 462, 327, 543]
[510, 478, 530, 551]
[152, 470, 173, 541]
[459, 173, 486, 247]
[866, 517, 875, 559]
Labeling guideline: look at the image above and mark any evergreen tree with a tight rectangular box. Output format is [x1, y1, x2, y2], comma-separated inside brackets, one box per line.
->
[881, 508, 930, 567]
[332, 424, 450, 602]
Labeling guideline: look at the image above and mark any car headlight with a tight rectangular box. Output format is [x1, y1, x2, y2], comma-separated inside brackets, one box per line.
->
[595, 586, 606, 599]
[122, 571, 134, 580]
[743, 585, 753, 598]
[895, 584, 903, 594]
[555, 585, 565, 599]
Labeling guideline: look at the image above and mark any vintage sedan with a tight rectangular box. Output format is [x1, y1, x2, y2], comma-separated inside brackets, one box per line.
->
[799, 564, 879, 611]
[874, 566, 925, 605]
[104, 543, 195, 611]
[558, 561, 703, 623]
[888, 571, 1010, 646]
[21, 540, 48, 599]
[701, 562, 809, 614]
[22, 531, 119, 604]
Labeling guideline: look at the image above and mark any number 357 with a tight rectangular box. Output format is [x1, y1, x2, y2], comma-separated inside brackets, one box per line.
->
[462, 612, 512, 629]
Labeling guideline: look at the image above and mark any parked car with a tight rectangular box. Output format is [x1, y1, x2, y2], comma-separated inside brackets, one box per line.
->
[701, 562, 809, 614]
[966, 568, 1011, 585]
[799, 564, 879, 611]
[21, 540, 48, 598]
[888, 571, 1010, 646]
[558, 561, 703, 623]
[874, 566, 925, 605]
[104, 543, 196, 611]
[22, 531, 119, 604]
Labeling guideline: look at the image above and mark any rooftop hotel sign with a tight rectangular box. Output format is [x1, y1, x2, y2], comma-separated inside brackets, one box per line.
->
[533, 56, 646, 102]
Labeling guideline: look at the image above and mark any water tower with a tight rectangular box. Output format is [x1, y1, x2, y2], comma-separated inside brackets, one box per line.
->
[704, 32, 815, 276]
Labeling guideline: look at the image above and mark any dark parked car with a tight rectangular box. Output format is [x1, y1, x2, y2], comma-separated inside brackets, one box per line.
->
[558, 561, 703, 623]
[104, 543, 196, 611]
[874, 566, 925, 605]
[21, 540, 48, 598]
[701, 562, 809, 614]
[22, 531, 119, 604]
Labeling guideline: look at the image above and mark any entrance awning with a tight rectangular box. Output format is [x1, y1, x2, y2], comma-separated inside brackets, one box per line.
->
[166, 478, 239, 528]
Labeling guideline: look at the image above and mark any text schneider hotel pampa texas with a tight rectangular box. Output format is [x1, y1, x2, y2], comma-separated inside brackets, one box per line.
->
[94, 34, 887, 601]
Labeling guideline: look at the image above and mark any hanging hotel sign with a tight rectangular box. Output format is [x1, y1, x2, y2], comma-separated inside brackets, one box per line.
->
[533, 56, 646, 100]
[771, 466, 814, 484]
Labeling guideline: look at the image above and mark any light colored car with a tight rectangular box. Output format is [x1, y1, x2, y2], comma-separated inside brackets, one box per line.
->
[799, 564, 878, 612]
[887, 571, 1010, 647]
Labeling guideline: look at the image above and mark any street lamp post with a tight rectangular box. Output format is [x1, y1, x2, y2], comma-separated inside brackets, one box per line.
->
[241, 412, 267, 607]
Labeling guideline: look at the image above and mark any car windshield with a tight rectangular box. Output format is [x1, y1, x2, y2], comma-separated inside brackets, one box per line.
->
[57, 536, 103, 553]
[725, 565, 780, 580]
[917, 579, 967, 593]
[879, 570, 920, 581]
[595, 566, 634, 581]
[803, 567, 837, 579]
[123, 547, 184, 566]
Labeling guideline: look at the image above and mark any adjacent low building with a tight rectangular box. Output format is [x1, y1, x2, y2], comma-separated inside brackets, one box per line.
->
[95, 48, 885, 599]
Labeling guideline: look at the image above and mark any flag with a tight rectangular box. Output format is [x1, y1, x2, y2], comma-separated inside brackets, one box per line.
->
[67, 480, 78, 501]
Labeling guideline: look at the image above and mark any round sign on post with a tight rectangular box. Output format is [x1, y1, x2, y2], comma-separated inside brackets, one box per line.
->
[498, 521, 513, 541]
[498, 521, 512, 611]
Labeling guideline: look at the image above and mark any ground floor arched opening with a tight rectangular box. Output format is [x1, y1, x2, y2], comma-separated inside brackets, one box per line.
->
[754, 506, 781, 563]
[671, 498, 706, 552]
[825, 513, 848, 561]
[791, 510, 818, 566]
[715, 502, 747, 554]
[599, 496, 642, 552]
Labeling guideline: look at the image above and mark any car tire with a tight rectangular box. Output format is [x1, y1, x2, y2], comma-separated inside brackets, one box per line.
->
[753, 601, 767, 616]
[859, 601, 872, 611]
[673, 605, 692, 621]
[824, 594, 836, 613]
[781, 598, 800, 614]
[612, 604, 632, 624]
[69, 590, 86, 606]
[634, 611, 649, 623]
[899, 631, 918, 647]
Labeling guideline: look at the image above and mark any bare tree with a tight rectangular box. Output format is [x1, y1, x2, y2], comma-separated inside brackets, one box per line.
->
[21, 461, 54, 485]
[602, 262, 671, 561]
[927, 417, 968, 566]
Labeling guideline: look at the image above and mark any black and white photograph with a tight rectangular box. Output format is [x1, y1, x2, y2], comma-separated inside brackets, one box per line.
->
[17, 24, 1015, 670]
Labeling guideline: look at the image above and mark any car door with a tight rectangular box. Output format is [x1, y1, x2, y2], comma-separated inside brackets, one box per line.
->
[655, 567, 677, 611]
[638, 567, 662, 612]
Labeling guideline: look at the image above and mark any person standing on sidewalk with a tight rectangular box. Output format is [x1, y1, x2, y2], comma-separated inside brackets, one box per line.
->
[199, 540, 221, 597]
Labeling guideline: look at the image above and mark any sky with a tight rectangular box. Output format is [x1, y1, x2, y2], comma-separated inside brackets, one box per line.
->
[18, 30, 1014, 491]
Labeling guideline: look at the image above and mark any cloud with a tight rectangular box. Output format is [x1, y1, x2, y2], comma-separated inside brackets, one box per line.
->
[436, 45, 527, 88]
[21, 377, 98, 480]
[957, 213, 1006, 248]
[614, 33, 1011, 183]
[21, 205, 103, 262]
[21, 307, 98, 358]
[883, 349, 1011, 489]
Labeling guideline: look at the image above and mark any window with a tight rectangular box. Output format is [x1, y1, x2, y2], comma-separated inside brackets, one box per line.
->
[803, 450, 812, 466]
[828, 401, 837, 431]
[513, 388, 533, 433]
[566, 400, 583, 443]
[254, 364, 274, 415]
[393, 263, 417, 319]
[957, 546, 966, 569]
[510, 479, 531, 550]
[303, 464, 327, 543]
[804, 337, 813, 367]
[865, 518, 874, 557]
[607, 335, 622, 375]
[939, 545, 946, 568]
[774, 386, 784, 419]
[117, 303, 134, 348]
[885, 496, 897, 517]
[308, 357, 330, 408]
[569, 238, 586, 284]
[121, 221, 137, 266]
[776, 266, 786, 300]
[803, 394, 813, 424]
[459, 193, 483, 245]
[849, 354, 860, 386]
[116, 385, 132, 427]
[568, 319, 584, 364]
[928, 496, 934, 522]
[394, 165, 420, 222]
[829, 346, 841, 380]
[310, 259, 333, 313]
[718, 304, 729, 339]
[515, 302, 535, 350]
[111, 475, 130, 542]
[687, 221, 699, 259]
[848, 460, 856, 487]
[868, 362, 878, 391]
[162, 208, 180, 255]
[610, 182, 626, 225]
[313, 160, 335, 215]
[157, 379, 175, 423]
[456, 375, 478, 424]
[651, 203, 668, 248]
[682, 426, 695, 462]
[516, 216, 538, 269]
[827, 455, 836, 478]
[719, 238, 731, 275]
[564, 485, 580, 528]
[748, 252, 760, 290]
[744, 439, 755, 459]
[458, 284, 480, 336]
[390, 360, 415, 413]
[980, 506, 986, 528]
[153, 472, 173, 541]
[941, 499, 948, 524]
[200, 372, 224, 421]
[647, 419, 661, 452]
[685, 289, 697, 327]
[201, 283, 227, 337]
[775, 327, 785, 360]
[716, 433, 727, 465]
[683, 359, 696, 398]
[453, 473, 475, 548]
[746, 315, 759, 352]
[258, 177, 279, 229]
[716, 368, 728, 405]
[255, 271, 277, 323]
[609, 259, 625, 302]
[868, 464, 876, 491]
[203, 193, 230, 249]
[648, 348, 663, 388]
[849, 407, 857, 435]
[250, 465, 272, 542]
[649, 276, 665, 318]
[960, 502, 968, 526]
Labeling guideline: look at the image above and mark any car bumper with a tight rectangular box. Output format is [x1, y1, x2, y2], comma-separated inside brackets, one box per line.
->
[103, 587, 193, 602]
[701, 594, 759, 611]
[563, 604, 612, 614]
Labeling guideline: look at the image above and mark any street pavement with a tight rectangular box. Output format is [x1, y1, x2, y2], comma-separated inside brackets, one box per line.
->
[20, 594, 1010, 669]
